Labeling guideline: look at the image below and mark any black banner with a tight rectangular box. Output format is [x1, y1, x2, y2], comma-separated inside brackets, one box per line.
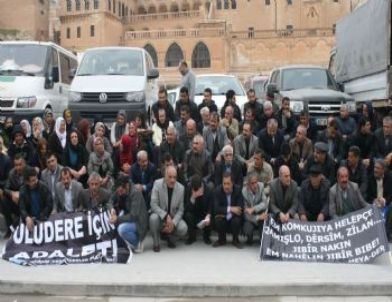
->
[260, 206, 390, 264]
[1, 210, 130, 265]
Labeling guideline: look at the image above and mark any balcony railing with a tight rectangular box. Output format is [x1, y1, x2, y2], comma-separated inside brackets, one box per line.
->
[230, 28, 334, 39]
[124, 10, 200, 23]
[125, 27, 225, 40]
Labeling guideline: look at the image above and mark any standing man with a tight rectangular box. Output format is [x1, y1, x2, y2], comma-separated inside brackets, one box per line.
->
[197, 88, 218, 114]
[54, 167, 83, 212]
[110, 175, 148, 256]
[299, 165, 330, 222]
[178, 60, 196, 102]
[152, 87, 176, 122]
[19, 167, 53, 232]
[329, 167, 368, 219]
[149, 166, 188, 252]
[213, 172, 244, 248]
[243, 89, 263, 124]
[269, 165, 299, 223]
[175, 87, 199, 123]
[242, 172, 268, 245]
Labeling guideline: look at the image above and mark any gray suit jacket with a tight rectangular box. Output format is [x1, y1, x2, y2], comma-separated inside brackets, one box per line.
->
[150, 178, 185, 226]
[203, 126, 229, 155]
[54, 180, 83, 212]
[78, 188, 112, 210]
[233, 134, 259, 164]
[242, 182, 268, 224]
[40, 165, 64, 196]
[269, 178, 299, 217]
[329, 181, 369, 219]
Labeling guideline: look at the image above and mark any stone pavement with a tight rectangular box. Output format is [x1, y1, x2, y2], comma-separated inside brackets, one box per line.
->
[1, 237, 392, 298]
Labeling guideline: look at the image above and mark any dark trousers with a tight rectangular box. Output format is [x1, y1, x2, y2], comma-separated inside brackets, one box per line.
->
[1, 197, 20, 230]
[184, 211, 211, 239]
[215, 215, 242, 242]
[243, 220, 264, 241]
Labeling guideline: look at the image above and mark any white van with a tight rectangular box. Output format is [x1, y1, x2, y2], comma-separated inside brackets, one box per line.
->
[68, 47, 159, 123]
[0, 41, 78, 122]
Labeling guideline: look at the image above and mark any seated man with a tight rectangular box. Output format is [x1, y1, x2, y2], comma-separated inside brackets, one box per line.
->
[233, 121, 258, 171]
[184, 175, 213, 245]
[203, 112, 229, 162]
[131, 150, 156, 209]
[149, 166, 188, 252]
[40, 153, 64, 206]
[215, 145, 243, 186]
[258, 118, 284, 166]
[299, 165, 330, 222]
[242, 172, 268, 245]
[269, 165, 299, 223]
[54, 167, 83, 212]
[1, 154, 28, 238]
[304, 142, 336, 185]
[247, 149, 274, 196]
[19, 167, 53, 232]
[159, 125, 185, 169]
[213, 172, 244, 249]
[329, 166, 368, 219]
[78, 172, 111, 210]
[110, 175, 148, 260]
[289, 125, 313, 170]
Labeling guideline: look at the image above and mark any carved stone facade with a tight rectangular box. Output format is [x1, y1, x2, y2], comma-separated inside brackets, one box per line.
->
[0, 0, 367, 83]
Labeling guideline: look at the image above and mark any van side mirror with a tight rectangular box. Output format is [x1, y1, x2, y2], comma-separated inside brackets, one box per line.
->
[267, 83, 278, 97]
[147, 68, 159, 79]
[337, 82, 345, 92]
[69, 68, 77, 80]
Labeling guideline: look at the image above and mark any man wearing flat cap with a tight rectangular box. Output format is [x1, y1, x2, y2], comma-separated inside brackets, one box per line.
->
[304, 142, 336, 185]
[299, 165, 331, 222]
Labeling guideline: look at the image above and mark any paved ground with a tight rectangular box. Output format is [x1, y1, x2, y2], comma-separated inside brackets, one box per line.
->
[1, 236, 392, 298]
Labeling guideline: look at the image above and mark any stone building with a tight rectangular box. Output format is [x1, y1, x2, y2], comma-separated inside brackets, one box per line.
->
[1, 0, 366, 84]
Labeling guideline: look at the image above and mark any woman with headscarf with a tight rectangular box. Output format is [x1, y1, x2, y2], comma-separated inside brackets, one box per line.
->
[87, 136, 114, 190]
[110, 110, 129, 148]
[20, 120, 32, 140]
[86, 122, 113, 154]
[37, 137, 48, 170]
[118, 134, 134, 176]
[43, 108, 55, 137]
[63, 109, 75, 133]
[360, 101, 378, 131]
[1, 116, 14, 148]
[77, 119, 91, 145]
[63, 129, 89, 187]
[31, 117, 47, 148]
[48, 117, 67, 164]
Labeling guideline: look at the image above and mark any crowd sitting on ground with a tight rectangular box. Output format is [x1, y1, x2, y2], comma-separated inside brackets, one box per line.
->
[0, 84, 391, 255]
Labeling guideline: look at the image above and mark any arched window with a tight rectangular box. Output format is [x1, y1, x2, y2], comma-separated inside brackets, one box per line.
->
[94, 0, 99, 9]
[216, 0, 222, 10]
[144, 44, 158, 67]
[108, 0, 111, 11]
[66, 0, 72, 11]
[76, 0, 81, 10]
[113, 0, 116, 12]
[138, 6, 147, 14]
[193, 1, 202, 10]
[159, 3, 167, 13]
[165, 43, 184, 67]
[85, 0, 90, 10]
[231, 0, 236, 9]
[170, 2, 179, 12]
[182, 2, 190, 11]
[192, 42, 211, 68]
[148, 5, 156, 14]
[224, 0, 229, 9]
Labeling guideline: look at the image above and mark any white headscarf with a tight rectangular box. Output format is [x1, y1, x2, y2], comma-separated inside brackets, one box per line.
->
[20, 119, 32, 138]
[55, 117, 67, 148]
[33, 117, 45, 133]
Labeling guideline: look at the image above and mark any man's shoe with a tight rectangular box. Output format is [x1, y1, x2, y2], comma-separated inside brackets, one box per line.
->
[233, 238, 243, 249]
[134, 241, 144, 253]
[153, 245, 160, 253]
[167, 237, 176, 249]
[203, 236, 212, 245]
[212, 240, 226, 248]
[185, 237, 196, 245]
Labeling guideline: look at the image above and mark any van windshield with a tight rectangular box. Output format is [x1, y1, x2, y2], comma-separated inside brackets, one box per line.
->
[77, 49, 144, 76]
[0, 44, 48, 76]
[281, 68, 338, 91]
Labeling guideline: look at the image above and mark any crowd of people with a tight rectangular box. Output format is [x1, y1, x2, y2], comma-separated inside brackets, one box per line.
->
[0, 65, 391, 258]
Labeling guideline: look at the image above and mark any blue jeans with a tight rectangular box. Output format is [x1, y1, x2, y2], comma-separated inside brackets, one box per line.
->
[117, 222, 139, 248]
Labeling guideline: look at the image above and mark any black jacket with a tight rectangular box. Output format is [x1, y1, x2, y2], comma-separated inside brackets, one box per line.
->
[258, 128, 285, 163]
[19, 181, 53, 222]
[299, 178, 330, 220]
[214, 159, 243, 186]
[198, 100, 218, 114]
[152, 100, 176, 122]
[175, 99, 200, 123]
[304, 155, 336, 185]
[367, 172, 392, 205]
[214, 184, 244, 217]
[185, 185, 213, 217]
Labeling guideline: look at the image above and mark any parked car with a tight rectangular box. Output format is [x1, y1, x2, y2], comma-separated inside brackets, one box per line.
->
[0, 41, 78, 122]
[266, 65, 355, 126]
[244, 75, 269, 100]
[68, 47, 159, 123]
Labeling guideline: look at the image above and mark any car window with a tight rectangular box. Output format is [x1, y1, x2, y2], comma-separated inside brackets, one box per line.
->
[195, 76, 245, 96]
